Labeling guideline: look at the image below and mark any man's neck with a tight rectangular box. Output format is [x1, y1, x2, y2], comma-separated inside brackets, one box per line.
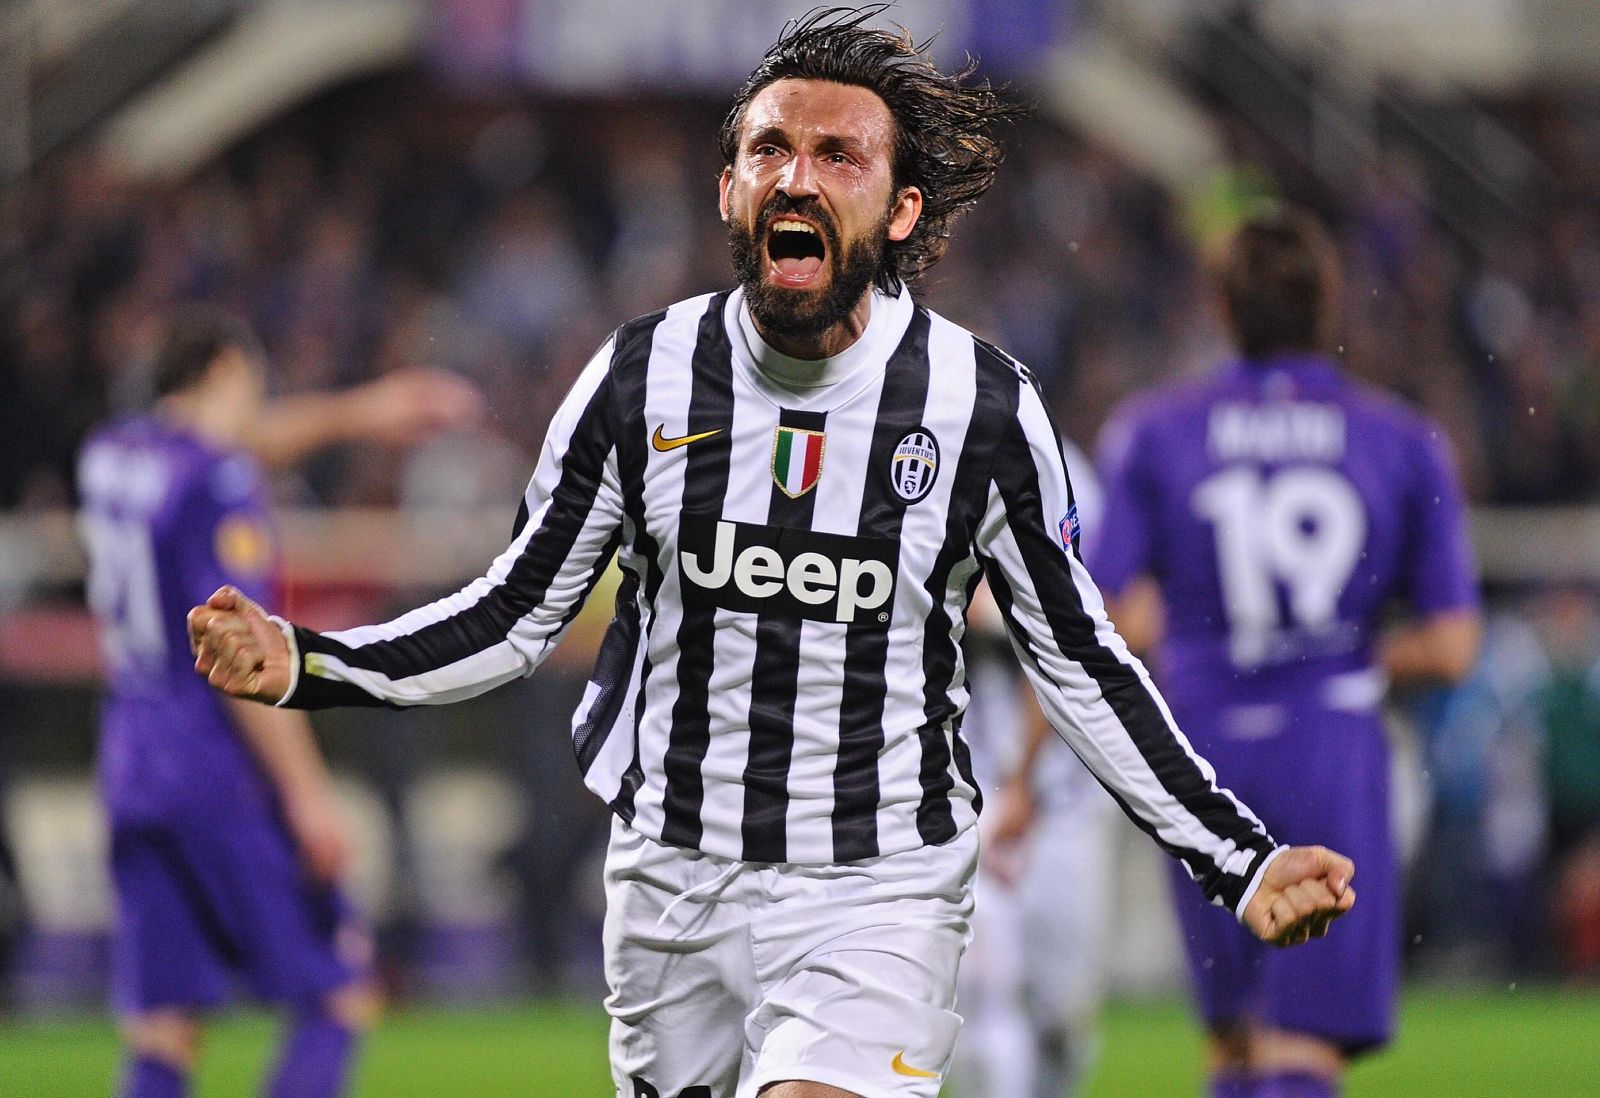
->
[752, 290, 874, 360]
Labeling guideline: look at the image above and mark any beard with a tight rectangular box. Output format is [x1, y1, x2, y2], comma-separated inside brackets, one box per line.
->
[728, 194, 889, 344]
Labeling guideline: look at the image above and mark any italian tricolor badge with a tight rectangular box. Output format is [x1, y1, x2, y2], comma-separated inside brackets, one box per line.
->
[771, 425, 826, 498]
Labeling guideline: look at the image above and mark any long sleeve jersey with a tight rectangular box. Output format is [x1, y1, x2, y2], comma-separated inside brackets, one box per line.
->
[276, 286, 1280, 914]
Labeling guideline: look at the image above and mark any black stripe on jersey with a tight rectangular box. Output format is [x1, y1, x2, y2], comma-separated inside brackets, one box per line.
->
[605, 311, 669, 817]
[660, 293, 736, 850]
[574, 571, 641, 772]
[979, 553, 1202, 853]
[910, 339, 1015, 841]
[832, 306, 932, 863]
[741, 407, 827, 862]
[972, 336, 1082, 563]
[974, 433, 1215, 884]
[285, 626, 401, 709]
[990, 381, 1273, 910]
[291, 371, 617, 687]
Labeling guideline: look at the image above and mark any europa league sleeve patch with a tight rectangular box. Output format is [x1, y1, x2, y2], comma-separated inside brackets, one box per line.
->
[1058, 504, 1080, 553]
[215, 513, 274, 577]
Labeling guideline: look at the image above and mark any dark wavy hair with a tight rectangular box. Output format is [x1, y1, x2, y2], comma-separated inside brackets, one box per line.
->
[719, 6, 1027, 291]
[1218, 205, 1344, 360]
[152, 306, 262, 397]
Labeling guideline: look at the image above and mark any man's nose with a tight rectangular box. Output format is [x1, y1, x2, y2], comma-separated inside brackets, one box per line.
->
[777, 154, 818, 197]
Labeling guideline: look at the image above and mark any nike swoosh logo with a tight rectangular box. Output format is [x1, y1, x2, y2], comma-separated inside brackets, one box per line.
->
[652, 425, 724, 452]
[890, 1051, 939, 1079]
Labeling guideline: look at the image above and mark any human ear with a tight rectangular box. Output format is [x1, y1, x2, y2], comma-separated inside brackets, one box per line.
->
[887, 186, 922, 242]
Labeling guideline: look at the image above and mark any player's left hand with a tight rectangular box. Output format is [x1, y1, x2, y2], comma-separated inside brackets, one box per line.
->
[345, 367, 485, 445]
[1242, 845, 1356, 947]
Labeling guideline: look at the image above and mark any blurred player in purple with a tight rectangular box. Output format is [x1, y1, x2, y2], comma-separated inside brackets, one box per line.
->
[77, 308, 479, 1098]
[1089, 208, 1482, 1098]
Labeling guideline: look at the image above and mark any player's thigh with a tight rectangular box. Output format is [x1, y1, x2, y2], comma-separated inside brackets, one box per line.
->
[109, 824, 231, 1013]
[758, 1084, 862, 1097]
[604, 819, 759, 1098]
[745, 834, 976, 1098]
[180, 818, 369, 1004]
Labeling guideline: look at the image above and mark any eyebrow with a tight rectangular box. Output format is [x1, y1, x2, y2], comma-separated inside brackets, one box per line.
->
[746, 126, 873, 157]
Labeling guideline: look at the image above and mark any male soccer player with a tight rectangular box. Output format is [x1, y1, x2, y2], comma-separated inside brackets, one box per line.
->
[189, 12, 1356, 1098]
[79, 308, 478, 1098]
[1091, 207, 1483, 1098]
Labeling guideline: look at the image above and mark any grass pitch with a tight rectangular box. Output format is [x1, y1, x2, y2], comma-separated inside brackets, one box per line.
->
[2, 988, 1596, 1096]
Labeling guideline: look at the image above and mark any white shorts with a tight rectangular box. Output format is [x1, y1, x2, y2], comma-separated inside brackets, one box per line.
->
[602, 816, 977, 1098]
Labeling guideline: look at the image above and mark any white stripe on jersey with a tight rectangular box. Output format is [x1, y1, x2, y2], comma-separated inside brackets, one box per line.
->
[282, 285, 1280, 914]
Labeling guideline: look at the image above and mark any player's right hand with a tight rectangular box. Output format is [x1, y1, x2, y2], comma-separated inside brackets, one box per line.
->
[1242, 844, 1357, 948]
[188, 585, 293, 705]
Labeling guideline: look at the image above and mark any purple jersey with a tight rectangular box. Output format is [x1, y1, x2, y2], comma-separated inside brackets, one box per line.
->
[1090, 355, 1478, 728]
[78, 417, 280, 824]
[1092, 353, 1477, 1052]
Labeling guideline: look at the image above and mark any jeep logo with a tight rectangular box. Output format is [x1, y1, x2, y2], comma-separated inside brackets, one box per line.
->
[679, 515, 897, 625]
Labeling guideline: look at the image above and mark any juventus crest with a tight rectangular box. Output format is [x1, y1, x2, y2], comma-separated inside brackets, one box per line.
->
[890, 428, 939, 503]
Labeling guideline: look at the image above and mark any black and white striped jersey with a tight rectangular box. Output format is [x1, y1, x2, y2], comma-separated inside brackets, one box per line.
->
[277, 285, 1280, 913]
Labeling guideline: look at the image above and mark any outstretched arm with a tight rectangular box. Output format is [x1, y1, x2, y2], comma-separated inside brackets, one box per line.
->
[976, 372, 1354, 945]
[191, 340, 624, 710]
[250, 368, 484, 469]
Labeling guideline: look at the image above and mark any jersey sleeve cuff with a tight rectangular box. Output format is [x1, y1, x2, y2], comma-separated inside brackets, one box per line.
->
[1233, 844, 1289, 924]
[268, 615, 301, 707]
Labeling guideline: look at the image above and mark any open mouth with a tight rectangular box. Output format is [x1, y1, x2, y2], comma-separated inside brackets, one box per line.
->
[766, 218, 827, 287]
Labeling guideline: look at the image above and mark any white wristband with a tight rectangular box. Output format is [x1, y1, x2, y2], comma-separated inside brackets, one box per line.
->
[1234, 845, 1290, 924]
[268, 615, 301, 707]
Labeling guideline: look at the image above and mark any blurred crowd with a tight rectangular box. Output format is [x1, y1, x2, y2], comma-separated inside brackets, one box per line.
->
[1, 71, 1598, 982]
[5, 74, 1600, 510]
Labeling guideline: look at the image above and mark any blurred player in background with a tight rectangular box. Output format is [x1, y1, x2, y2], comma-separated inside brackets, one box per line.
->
[1090, 207, 1483, 1098]
[77, 307, 479, 1098]
[951, 435, 1117, 1098]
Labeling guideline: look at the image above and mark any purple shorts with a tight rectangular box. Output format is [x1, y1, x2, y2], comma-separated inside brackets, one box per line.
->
[1165, 709, 1398, 1055]
[110, 817, 368, 1015]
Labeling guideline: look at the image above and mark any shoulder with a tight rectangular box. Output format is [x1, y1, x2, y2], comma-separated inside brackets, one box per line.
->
[604, 291, 729, 379]
[617, 291, 728, 349]
[917, 306, 1032, 414]
[202, 449, 265, 509]
[1340, 379, 1459, 465]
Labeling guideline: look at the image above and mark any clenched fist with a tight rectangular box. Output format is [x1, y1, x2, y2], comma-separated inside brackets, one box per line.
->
[188, 586, 293, 705]
[1241, 845, 1356, 947]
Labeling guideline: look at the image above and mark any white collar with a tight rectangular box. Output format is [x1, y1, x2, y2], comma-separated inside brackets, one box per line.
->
[728, 284, 914, 409]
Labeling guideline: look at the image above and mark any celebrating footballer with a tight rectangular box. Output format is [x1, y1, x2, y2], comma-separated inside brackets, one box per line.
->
[188, 9, 1356, 1097]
